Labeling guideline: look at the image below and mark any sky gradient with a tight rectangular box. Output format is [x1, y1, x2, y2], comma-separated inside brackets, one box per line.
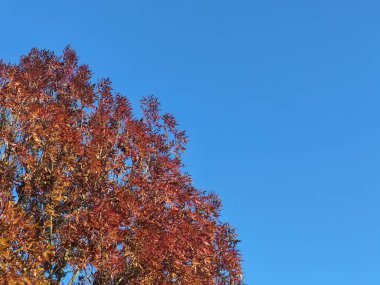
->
[1, 1, 380, 284]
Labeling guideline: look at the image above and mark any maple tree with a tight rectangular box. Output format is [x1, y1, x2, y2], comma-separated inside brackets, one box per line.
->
[0, 47, 242, 284]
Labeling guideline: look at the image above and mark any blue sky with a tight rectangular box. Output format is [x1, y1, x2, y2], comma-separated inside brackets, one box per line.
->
[1, 1, 380, 284]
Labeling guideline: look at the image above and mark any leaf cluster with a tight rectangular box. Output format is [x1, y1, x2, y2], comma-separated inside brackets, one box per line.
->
[0, 48, 242, 284]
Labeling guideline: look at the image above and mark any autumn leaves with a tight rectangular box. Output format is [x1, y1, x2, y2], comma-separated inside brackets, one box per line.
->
[0, 47, 242, 284]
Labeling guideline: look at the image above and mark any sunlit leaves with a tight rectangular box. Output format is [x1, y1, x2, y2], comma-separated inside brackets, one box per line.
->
[0, 47, 242, 284]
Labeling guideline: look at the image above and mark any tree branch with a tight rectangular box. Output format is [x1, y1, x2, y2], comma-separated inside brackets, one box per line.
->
[68, 269, 80, 285]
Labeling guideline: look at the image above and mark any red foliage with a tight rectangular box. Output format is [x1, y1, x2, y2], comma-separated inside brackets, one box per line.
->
[0, 47, 242, 284]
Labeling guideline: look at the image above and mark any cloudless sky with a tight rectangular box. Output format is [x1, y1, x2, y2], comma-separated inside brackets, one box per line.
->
[1, 1, 380, 284]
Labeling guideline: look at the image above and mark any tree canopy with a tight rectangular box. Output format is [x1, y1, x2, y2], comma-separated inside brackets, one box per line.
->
[0, 47, 242, 284]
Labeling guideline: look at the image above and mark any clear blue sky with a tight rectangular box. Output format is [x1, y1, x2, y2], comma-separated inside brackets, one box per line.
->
[1, 1, 380, 284]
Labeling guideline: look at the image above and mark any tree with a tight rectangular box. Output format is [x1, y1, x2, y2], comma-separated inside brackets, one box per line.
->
[0, 47, 242, 284]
